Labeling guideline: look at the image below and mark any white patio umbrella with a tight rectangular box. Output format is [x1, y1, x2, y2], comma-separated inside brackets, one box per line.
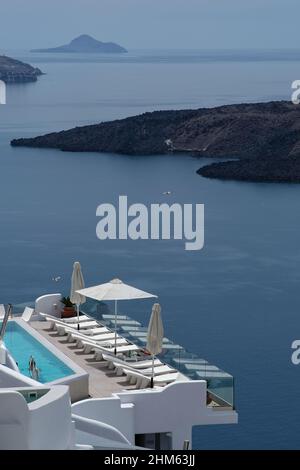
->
[70, 261, 86, 330]
[146, 303, 164, 388]
[77, 278, 157, 354]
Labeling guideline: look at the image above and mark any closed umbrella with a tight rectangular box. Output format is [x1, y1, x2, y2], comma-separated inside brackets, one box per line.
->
[70, 261, 86, 330]
[146, 303, 164, 388]
[77, 278, 157, 354]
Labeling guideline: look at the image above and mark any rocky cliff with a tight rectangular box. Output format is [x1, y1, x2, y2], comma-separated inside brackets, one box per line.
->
[11, 101, 300, 183]
[0, 55, 42, 83]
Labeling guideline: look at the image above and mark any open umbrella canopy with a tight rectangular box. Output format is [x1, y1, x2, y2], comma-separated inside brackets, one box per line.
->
[76, 278, 156, 302]
[70, 262, 86, 305]
[77, 278, 157, 354]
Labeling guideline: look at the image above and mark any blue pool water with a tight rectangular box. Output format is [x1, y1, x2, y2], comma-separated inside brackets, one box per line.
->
[3, 322, 74, 383]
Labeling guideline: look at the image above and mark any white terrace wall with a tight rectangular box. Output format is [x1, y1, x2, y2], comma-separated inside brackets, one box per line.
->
[35, 293, 62, 318]
[72, 380, 238, 450]
[0, 386, 73, 450]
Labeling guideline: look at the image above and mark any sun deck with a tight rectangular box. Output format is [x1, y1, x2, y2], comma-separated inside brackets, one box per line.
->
[29, 319, 188, 399]
[27, 307, 234, 410]
[30, 320, 134, 399]
[2, 294, 235, 409]
[1, 299, 238, 450]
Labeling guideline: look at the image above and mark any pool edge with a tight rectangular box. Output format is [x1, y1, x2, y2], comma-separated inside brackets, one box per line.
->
[8, 318, 89, 402]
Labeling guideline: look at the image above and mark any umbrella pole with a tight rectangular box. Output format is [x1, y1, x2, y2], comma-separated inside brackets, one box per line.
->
[114, 299, 117, 355]
[150, 354, 154, 388]
[77, 304, 80, 331]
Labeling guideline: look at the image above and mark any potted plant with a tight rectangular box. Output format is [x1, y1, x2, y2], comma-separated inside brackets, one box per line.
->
[61, 296, 76, 318]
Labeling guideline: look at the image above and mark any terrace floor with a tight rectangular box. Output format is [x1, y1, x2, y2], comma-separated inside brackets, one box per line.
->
[30, 320, 137, 399]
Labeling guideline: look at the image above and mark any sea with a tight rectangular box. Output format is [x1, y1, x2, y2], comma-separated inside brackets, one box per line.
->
[1, 49, 300, 449]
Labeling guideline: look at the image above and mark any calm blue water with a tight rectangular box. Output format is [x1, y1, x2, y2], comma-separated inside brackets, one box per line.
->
[3, 322, 74, 382]
[1, 49, 300, 448]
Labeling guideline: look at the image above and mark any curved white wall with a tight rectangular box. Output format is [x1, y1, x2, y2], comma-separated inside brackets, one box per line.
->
[0, 364, 40, 388]
[0, 390, 29, 450]
[72, 397, 135, 443]
[0, 385, 73, 450]
[72, 381, 238, 450]
[29, 386, 73, 449]
[72, 413, 131, 447]
[35, 293, 62, 318]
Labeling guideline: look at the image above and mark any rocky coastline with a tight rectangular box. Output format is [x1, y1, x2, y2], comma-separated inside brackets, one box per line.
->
[0, 55, 42, 83]
[11, 101, 300, 183]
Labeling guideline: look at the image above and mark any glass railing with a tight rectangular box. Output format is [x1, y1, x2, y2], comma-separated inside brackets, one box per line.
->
[9, 303, 35, 316]
[6, 299, 235, 408]
[128, 333, 234, 409]
[82, 301, 235, 409]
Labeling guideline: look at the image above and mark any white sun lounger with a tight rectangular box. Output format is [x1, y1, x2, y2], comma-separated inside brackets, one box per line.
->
[102, 353, 162, 370]
[21, 307, 35, 322]
[81, 337, 129, 353]
[39, 314, 62, 329]
[96, 337, 128, 347]
[41, 315, 92, 330]
[41, 313, 91, 323]
[39, 312, 58, 321]
[54, 324, 87, 338]
[81, 341, 140, 360]
[74, 333, 126, 350]
[59, 320, 97, 329]
[89, 333, 125, 342]
[63, 315, 91, 324]
[55, 320, 99, 336]
[66, 326, 111, 343]
[95, 344, 140, 360]
[39, 312, 91, 322]
[113, 362, 176, 377]
[122, 369, 179, 389]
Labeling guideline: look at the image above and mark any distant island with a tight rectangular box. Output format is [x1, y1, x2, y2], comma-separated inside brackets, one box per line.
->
[31, 34, 127, 54]
[11, 101, 300, 183]
[0, 55, 42, 83]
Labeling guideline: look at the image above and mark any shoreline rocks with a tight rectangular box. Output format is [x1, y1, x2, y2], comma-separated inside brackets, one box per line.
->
[0, 55, 43, 84]
[10, 100, 300, 183]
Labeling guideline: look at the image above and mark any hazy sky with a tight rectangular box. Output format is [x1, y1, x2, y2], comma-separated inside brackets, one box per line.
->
[0, 0, 299, 50]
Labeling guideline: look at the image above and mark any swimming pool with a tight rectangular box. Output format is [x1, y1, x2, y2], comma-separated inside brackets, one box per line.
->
[3, 322, 74, 383]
